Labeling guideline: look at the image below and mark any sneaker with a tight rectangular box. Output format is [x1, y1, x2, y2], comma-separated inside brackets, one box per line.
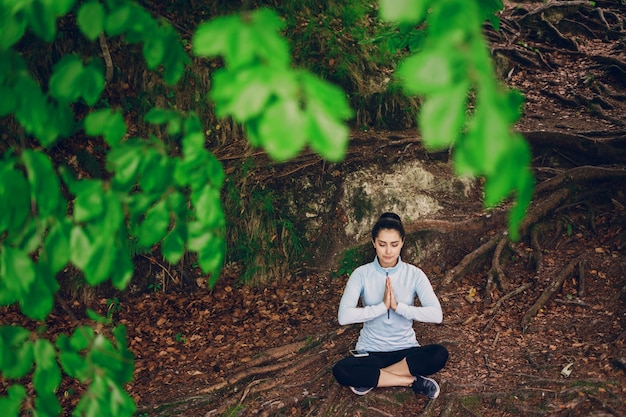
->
[350, 386, 374, 395]
[412, 375, 440, 399]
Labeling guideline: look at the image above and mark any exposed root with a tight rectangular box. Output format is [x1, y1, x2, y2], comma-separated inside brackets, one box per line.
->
[521, 256, 582, 330]
[524, 132, 626, 165]
[197, 333, 335, 396]
[530, 225, 545, 272]
[486, 282, 533, 318]
[487, 237, 511, 300]
[442, 234, 503, 287]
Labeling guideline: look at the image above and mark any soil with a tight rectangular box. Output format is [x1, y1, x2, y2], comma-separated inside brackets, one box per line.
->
[2, 1, 626, 416]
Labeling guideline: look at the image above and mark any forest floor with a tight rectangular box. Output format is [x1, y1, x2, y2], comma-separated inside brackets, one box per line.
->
[2, 1, 626, 416]
[2, 204, 625, 416]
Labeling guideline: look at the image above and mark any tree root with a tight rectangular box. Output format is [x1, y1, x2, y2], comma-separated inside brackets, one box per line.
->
[524, 131, 626, 165]
[197, 333, 335, 396]
[530, 225, 544, 272]
[442, 234, 503, 287]
[486, 282, 533, 317]
[534, 165, 626, 195]
[487, 237, 511, 298]
[521, 256, 582, 330]
[441, 164, 626, 302]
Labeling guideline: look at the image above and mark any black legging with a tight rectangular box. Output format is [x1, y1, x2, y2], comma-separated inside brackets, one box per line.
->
[332, 344, 449, 388]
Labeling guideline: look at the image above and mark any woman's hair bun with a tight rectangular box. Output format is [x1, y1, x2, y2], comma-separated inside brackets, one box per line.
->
[372, 212, 405, 241]
[379, 212, 402, 223]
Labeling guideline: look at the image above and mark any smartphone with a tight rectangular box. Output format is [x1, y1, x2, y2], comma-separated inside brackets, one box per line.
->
[350, 349, 369, 357]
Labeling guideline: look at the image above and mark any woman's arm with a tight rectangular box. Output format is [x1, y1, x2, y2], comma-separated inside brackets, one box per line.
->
[337, 271, 387, 325]
[394, 272, 443, 323]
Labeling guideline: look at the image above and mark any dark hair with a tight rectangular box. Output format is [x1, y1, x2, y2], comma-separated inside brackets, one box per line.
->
[371, 212, 405, 241]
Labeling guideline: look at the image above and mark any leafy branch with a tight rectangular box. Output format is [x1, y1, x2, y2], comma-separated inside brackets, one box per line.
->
[0, 0, 533, 415]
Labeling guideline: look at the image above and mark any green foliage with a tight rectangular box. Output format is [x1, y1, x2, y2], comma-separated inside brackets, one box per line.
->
[0, 0, 533, 415]
[390, 0, 533, 240]
[56, 326, 135, 416]
[335, 247, 366, 278]
[224, 166, 307, 284]
[193, 8, 353, 162]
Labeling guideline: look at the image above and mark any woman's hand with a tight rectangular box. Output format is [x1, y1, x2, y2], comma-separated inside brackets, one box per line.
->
[384, 276, 398, 311]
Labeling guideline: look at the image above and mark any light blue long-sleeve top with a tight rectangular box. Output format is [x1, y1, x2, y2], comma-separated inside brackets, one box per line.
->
[338, 256, 443, 352]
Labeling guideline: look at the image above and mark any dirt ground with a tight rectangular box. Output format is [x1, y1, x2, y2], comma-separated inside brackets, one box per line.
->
[3, 202, 624, 416]
[2, 1, 626, 416]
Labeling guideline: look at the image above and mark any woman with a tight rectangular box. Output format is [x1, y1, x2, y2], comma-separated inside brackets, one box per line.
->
[332, 212, 448, 398]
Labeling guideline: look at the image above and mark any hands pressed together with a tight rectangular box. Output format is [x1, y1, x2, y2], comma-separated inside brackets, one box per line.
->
[384, 276, 398, 311]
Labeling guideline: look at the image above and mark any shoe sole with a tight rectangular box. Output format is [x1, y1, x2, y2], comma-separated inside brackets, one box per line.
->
[423, 376, 440, 399]
[415, 376, 440, 399]
[350, 386, 373, 395]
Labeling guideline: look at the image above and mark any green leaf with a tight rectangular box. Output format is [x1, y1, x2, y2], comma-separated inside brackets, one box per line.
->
[257, 98, 307, 161]
[83, 238, 115, 285]
[34, 391, 61, 417]
[143, 33, 165, 69]
[137, 199, 170, 247]
[306, 101, 349, 162]
[0, 14, 27, 50]
[205, 153, 225, 189]
[73, 180, 105, 222]
[484, 134, 531, 206]
[161, 32, 188, 85]
[70, 226, 94, 270]
[181, 130, 205, 158]
[0, 246, 36, 302]
[192, 14, 239, 59]
[0, 166, 31, 234]
[112, 326, 135, 382]
[26, 1, 57, 42]
[507, 167, 535, 241]
[139, 150, 172, 194]
[419, 82, 469, 149]
[33, 339, 61, 393]
[51, 0, 77, 15]
[69, 326, 94, 351]
[397, 50, 461, 95]
[193, 9, 288, 69]
[42, 219, 71, 275]
[191, 185, 223, 228]
[49, 55, 84, 103]
[107, 141, 143, 190]
[300, 72, 353, 120]
[84, 109, 127, 146]
[0, 326, 33, 378]
[248, 8, 290, 67]
[379, 0, 428, 23]
[161, 227, 185, 264]
[104, 3, 131, 36]
[0, 85, 16, 115]
[0, 385, 26, 417]
[58, 350, 87, 380]
[80, 62, 105, 105]
[210, 68, 276, 121]
[188, 221, 225, 280]
[77, 1, 105, 41]
[20, 270, 56, 320]
[144, 108, 174, 125]
[21, 150, 62, 218]
[110, 249, 133, 290]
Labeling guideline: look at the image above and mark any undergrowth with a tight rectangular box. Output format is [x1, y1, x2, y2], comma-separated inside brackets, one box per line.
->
[223, 158, 308, 284]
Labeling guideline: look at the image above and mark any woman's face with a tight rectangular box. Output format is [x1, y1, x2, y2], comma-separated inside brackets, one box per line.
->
[373, 228, 404, 268]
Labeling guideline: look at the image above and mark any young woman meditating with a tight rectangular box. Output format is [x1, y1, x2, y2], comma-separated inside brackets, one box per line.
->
[332, 212, 448, 398]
